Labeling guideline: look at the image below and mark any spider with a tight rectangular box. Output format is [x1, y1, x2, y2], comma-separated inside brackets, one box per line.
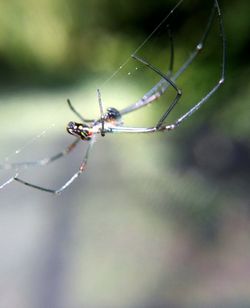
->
[0, 0, 225, 194]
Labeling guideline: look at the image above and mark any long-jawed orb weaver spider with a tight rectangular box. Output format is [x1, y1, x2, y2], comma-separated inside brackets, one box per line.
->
[0, 0, 225, 194]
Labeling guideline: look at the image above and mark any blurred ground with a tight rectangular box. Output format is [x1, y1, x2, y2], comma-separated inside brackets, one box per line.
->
[0, 0, 250, 307]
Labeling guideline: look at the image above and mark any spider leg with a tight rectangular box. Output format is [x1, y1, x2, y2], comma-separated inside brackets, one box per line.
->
[67, 99, 95, 123]
[14, 138, 94, 194]
[172, 2, 217, 81]
[119, 1, 217, 117]
[132, 54, 182, 129]
[120, 26, 175, 116]
[0, 173, 18, 190]
[0, 138, 81, 170]
[161, 0, 225, 129]
[109, 0, 225, 134]
[97, 89, 105, 136]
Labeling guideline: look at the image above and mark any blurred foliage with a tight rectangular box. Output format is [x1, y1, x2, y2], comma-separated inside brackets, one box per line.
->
[0, 0, 248, 84]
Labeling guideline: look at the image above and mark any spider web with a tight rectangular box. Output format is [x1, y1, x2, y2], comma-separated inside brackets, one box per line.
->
[99, 0, 184, 89]
[0, 0, 185, 188]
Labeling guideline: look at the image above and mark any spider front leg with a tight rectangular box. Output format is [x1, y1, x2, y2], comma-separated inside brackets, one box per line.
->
[14, 138, 94, 194]
[67, 99, 95, 123]
[132, 54, 182, 129]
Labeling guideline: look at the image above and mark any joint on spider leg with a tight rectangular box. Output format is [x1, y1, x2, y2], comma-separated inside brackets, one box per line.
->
[40, 158, 50, 165]
[66, 141, 78, 152]
[165, 124, 177, 131]
[131, 54, 146, 65]
[177, 88, 182, 97]
[219, 78, 225, 85]
[80, 162, 87, 172]
[157, 124, 176, 131]
[196, 43, 203, 52]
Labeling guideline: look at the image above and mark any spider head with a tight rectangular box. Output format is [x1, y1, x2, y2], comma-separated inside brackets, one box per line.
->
[67, 122, 93, 141]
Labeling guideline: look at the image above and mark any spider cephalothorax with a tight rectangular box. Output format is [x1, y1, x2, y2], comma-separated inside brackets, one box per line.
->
[67, 121, 93, 140]
[104, 107, 122, 123]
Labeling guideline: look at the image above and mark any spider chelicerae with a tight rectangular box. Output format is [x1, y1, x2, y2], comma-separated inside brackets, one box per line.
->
[0, 0, 225, 194]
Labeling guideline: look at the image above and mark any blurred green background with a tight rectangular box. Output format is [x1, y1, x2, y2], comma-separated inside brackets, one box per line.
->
[0, 0, 249, 307]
